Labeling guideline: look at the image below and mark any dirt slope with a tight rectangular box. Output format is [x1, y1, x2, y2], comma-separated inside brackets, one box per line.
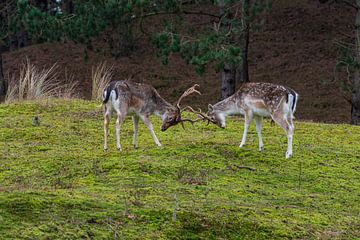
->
[3, 0, 355, 123]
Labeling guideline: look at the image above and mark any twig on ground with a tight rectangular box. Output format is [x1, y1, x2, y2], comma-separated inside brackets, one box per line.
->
[227, 164, 257, 171]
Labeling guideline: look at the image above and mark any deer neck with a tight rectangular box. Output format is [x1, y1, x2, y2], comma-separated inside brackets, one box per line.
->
[154, 97, 176, 119]
[214, 96, 240, 116]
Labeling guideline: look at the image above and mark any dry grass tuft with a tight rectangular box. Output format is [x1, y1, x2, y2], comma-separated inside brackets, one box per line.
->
[56, 70, 79, 99]
[5, 59, 79, 103]
[91, 61, 114, 101]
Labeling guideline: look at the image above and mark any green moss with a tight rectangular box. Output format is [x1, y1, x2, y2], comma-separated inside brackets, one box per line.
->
[0, 99, 359, 239]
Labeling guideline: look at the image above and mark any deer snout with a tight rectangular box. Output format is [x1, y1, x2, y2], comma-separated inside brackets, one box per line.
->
[218, 122, 226, 129]
[161, 124, 169, 131]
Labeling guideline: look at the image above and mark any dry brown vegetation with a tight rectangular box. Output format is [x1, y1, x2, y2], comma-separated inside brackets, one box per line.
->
[2, 0, 355, 123]
[5, 59, 79, 103]
[91, 61, 114, 101]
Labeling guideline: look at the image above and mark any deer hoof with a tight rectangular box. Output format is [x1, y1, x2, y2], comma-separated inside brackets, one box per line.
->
[239, 143, 245, 148]
[286, 152, 292, 159]
[117, 146, 122, 151]
[134, 145, 139, 149]
[259, 146, 264, 152]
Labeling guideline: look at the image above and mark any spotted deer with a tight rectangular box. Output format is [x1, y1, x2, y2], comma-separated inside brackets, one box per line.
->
[102, 80, 200, 151]
[189, 82, 299, 158]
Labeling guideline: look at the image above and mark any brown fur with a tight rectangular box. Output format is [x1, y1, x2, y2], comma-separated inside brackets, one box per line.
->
[102, 80, 198, 150]
[207, 82, 298, 158]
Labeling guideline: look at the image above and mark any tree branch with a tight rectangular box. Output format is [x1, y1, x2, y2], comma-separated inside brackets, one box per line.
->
[138, 10, 221, 20]
[319, 0, 358, 9]
[182, 10, 221, 19]
[227, 164, 257, 171]
[342, 0, 358, 10]
[138, 9, 221, 36]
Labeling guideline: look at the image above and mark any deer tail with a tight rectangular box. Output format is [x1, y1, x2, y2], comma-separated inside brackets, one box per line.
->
[102, 81, 118, 104]
[286, 88, 299, 114]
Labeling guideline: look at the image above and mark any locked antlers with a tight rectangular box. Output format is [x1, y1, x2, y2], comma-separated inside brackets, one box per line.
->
[182, 106, 214, 125]
[173, 84, 214, 127]
[173, 84, 205, 127]
[175, 84, 201, 110]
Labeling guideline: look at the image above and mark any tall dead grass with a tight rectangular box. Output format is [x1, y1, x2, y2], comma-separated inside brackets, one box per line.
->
[91, 61, 114, 100]
[5, 59, 79, 103]
[57, 70, 79, 99]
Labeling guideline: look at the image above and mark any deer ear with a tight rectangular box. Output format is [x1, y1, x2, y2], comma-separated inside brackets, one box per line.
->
[208, 104, 213, 112]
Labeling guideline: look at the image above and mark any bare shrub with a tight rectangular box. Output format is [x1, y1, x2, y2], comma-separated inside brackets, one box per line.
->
[56, 70, 79, 99]
[4, 76, 18, 103]
[5, 59, 60, 103]
[91, 61, 114, 101]
[5, 59, 80, 103]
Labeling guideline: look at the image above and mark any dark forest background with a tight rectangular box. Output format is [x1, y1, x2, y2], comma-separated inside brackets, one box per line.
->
[1, 0, 358, 124]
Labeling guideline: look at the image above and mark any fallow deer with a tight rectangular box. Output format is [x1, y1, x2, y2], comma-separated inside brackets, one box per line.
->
[102, 80, 200, 151]
[190, 82, 299, 158]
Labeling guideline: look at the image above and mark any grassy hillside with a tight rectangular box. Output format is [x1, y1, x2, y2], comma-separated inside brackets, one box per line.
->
[0, 100, 359, 239]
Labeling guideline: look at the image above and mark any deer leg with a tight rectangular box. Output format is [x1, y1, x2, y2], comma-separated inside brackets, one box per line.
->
[287, 113, 295, 131]
[239, 111, 253, 148]
[103, 107, 111, 151]
[116, 113, 125, 151]
[132, 115, 140, 149]
[141, 115, 162, 147]
[286, 114, 295, 158]
[271, 112, 294, 159]
[254, 116, 264, 151]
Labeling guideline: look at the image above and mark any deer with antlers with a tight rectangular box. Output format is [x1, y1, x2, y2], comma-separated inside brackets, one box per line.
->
[102, 80, 200, 151]
[188, 82, 299, 158]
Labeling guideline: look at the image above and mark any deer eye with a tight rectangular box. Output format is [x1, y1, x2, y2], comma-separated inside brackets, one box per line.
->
[168, 117, 173, 121]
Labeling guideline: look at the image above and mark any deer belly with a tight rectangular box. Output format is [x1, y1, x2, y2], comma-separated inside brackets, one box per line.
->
[246, 99, 271, 117]
[252, 106, 271, 117]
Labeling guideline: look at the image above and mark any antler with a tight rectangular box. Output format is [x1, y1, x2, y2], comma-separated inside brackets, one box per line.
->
[181, 106, 213, 126]
[178, 113, 206, 130]
[176, 84, 201, 110]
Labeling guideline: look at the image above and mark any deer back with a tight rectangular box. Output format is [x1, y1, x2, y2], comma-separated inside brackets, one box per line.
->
[103, 80, 174, 115]
[235, 82, 297, 115]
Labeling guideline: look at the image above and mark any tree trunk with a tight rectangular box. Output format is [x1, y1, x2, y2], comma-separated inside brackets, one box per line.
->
[219, 0, 236, 99]
[9, 31, 29, 51]
[118, 22, 134, 57]
[351, 72, 360, 124]
[62, 0, 74, 14]
[221, 64, 236, 99]
[236, 0, 250, 88]
[0, 47, 7, 101]
[220, 0, 250, 98]
[352, 0, 360, 125]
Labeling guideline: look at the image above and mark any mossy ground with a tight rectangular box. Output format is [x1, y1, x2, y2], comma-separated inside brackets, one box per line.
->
[0, 100, 359, 239]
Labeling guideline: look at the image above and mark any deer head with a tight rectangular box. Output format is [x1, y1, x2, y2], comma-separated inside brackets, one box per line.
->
[160, 84, 202, 131]
[186, 99, 237, 129]
[206, 104, 226, 128]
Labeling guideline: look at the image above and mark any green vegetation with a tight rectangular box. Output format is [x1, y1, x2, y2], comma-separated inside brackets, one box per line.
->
[0, 100, 359, 239]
